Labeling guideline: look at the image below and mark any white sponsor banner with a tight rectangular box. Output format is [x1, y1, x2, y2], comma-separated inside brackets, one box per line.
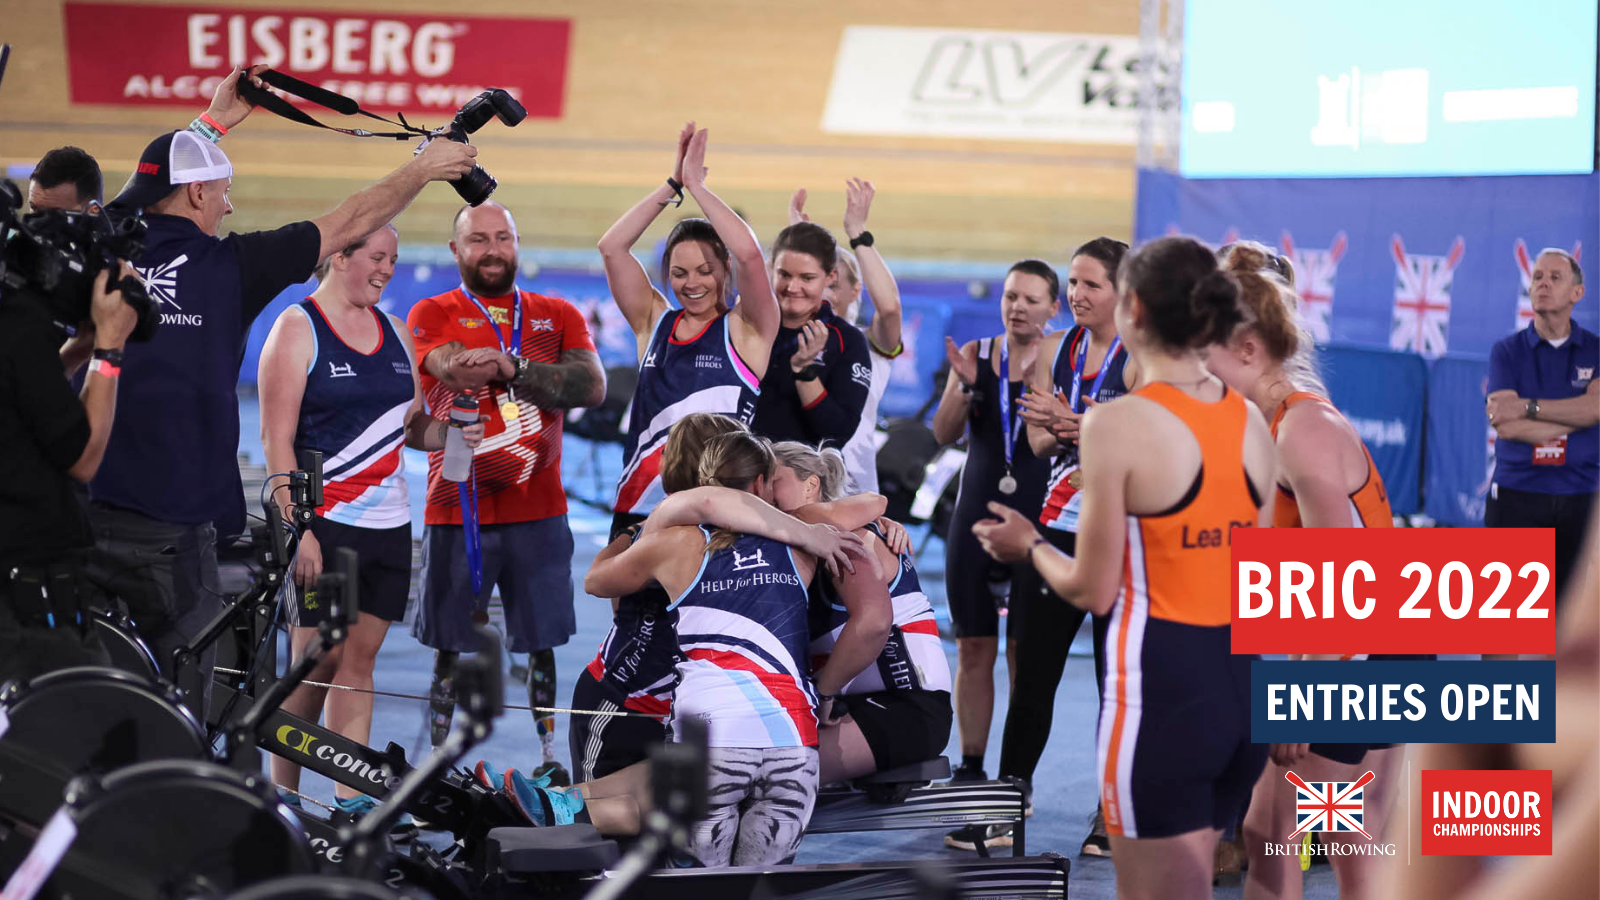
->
[822, 26, 1159, 144]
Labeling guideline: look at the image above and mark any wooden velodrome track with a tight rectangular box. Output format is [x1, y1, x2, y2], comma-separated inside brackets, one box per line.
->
[3, 0, 1138, 261]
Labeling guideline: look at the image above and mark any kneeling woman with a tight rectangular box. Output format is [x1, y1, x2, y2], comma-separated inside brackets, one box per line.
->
[583, 432, 825, 867]
[768, 442, 951, 780]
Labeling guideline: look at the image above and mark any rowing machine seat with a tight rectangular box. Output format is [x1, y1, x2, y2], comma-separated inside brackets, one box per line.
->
[483, 825, 619, 875]
[854, 757, 951, 786]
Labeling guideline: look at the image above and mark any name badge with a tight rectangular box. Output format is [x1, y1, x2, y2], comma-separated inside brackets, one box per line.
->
[1532, 435, 1567, 466]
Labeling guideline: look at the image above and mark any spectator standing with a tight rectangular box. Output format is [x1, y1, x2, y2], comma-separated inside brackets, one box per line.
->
[406, 201, 605, 778]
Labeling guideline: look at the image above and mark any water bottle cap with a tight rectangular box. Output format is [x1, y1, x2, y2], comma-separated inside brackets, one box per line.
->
[452, 393, 479, 411]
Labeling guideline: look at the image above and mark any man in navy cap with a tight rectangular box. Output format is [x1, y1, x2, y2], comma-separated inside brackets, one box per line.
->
[86, 68, 478, 710]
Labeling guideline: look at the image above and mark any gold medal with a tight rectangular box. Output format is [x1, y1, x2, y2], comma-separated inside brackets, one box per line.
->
[1067, 469, 1084, 490]
[500, 399, 519, 422]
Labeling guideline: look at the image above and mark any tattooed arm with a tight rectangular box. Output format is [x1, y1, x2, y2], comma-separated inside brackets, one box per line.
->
[507, 347, 607, 410]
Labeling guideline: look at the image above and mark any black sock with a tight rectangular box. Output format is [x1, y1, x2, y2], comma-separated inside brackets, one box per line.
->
[962, 754, 985, 773]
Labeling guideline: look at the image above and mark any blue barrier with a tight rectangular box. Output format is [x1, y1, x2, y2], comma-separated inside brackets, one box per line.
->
[1322, 347, 1428, 515]
[1426, 356, 1495, 527]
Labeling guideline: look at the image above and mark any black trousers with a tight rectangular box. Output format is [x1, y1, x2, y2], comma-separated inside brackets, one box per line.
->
[997, 525, 1108, 785]
[83, 502, 222, 717]
[1485, 485, 1597, 605]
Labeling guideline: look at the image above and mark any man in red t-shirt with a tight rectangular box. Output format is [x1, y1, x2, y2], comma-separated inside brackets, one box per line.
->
[407, 201, 605, 777]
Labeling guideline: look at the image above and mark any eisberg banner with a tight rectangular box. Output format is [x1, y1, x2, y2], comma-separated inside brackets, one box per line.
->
[60, 3, 571, 116]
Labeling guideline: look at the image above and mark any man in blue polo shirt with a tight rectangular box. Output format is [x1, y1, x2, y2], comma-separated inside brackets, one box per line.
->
[1486, 248, 1598, 605]
[87, 68, 477, 712]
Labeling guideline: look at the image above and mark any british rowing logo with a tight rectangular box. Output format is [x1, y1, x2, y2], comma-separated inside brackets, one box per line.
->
[136, 254, 203, 326]
[1287, 769, 1373, 838]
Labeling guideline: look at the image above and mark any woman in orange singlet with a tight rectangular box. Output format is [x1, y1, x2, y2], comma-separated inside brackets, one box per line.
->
[974, 235, 1278, 900]
[1205, 241, 1411, 900]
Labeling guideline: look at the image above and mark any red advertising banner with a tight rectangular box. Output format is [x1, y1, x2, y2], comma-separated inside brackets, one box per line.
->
[1420, 769, 1553, 856]
[61, 3, 570, 117]
[1230, 528, 1556, 655]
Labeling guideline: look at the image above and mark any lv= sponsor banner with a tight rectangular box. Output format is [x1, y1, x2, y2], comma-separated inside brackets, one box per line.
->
[61, 3, 570, 116]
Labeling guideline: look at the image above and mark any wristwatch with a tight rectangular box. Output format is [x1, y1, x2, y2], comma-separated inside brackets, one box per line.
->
[793, 364, 823, 382]
[513, 355, 530, 382]
[849, 231, 874, 250]
[1526, 398, 1540, 420]
[92, 347, 124, 365]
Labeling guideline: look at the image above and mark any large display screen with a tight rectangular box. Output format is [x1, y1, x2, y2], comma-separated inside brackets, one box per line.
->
[1179, 0, 1597, 178]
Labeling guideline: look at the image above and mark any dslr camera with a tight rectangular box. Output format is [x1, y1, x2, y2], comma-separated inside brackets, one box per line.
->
[418, 89, 528, 207]
[0, 179, 158, 341]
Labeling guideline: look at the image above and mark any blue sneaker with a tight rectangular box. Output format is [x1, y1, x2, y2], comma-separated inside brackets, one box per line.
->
[336, 795, 417, 841]
[505, 770, 585, 827]
[474, 759, 503, 790]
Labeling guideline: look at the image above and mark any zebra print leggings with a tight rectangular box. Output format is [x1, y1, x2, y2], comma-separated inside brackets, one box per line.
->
[685, 747, 820, 867]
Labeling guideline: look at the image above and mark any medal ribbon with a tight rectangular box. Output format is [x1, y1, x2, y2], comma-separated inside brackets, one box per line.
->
[457, 283, 517, 598]
[997, 337, 1023, 478]
[1068, 331, 1122, 413]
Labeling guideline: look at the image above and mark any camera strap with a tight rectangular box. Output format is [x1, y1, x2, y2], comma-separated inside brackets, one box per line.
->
[237, 68, 425, 140]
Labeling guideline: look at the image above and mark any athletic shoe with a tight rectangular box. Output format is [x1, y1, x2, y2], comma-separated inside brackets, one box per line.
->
[1080, 806, 1112, 857]
[943, 823, 1014, 851]
[336, 795, 418, 842]
[532, 760, 571, 787]
[949, 763, 988, 783]
[504, 770, 586, 827]
[474, 759, 503, 790]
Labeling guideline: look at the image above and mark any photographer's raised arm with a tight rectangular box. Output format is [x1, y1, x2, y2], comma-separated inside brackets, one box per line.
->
[68, 270, 138, 483]
[311, 140, 478, 260]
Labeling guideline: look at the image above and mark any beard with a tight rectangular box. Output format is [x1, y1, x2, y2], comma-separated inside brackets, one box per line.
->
[460, 255, 517, 297]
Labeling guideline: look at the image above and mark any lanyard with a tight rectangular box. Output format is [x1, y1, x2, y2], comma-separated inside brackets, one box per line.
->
[461, 284, 523, 357]
[997, 337, 1022, 473]
[458, 469, 483, 596]
[1068, 331, 1122, 413]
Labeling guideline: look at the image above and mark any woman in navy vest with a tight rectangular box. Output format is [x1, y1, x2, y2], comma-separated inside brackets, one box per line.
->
[598, 123, 780, 535]
[258, 225, 484, 820]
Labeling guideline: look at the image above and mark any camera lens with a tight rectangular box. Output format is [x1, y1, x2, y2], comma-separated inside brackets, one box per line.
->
[452, 166, 498, 207]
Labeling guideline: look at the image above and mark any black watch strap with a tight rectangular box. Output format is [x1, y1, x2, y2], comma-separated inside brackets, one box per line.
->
[92, 347, 124, 365]
[793, 364, 823, 382]
[849, 230, 874, 250]
[665, 177, 685, 207]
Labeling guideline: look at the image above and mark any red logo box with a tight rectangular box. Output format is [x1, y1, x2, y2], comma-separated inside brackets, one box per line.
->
[1420, 769, 1552, 856]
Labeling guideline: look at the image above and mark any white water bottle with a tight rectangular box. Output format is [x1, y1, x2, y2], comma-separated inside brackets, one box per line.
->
[442, 393, 479, 483]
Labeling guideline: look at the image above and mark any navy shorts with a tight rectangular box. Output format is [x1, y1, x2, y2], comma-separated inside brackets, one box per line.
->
[413, 516, 576, 653]
[292, 517, 411, 627]
[1098, 618, 1266, 839]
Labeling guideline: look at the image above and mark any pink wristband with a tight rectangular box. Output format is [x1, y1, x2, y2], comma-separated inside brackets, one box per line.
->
[199, 112, 228, 135]
[88, 358, 121, 379]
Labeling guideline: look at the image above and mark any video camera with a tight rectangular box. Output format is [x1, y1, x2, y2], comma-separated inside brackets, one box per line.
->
[0, 179, 159, 341]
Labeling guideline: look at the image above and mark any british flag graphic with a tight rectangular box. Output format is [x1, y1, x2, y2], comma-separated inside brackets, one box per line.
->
[1513, 239, 1583, 329]
[1286, 769, 1374, 839]
[1390, 235, 1464, 359]
[1281, 230, 1348, 343]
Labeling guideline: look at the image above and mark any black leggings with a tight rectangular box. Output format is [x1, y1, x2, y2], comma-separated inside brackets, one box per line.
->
[997, 526, 1108, 785]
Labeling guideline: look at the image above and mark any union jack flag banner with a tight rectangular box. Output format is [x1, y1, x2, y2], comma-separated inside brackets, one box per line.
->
[1281, 230, 1348, 343]
[1389, 235, 1465, 360]
[1513, 239, 1583, 329]
[1286, 770, 1374, 839]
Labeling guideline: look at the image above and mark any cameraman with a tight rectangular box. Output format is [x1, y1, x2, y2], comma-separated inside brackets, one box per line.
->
[1, 266, 139, 683]
[27, 146, 106, 375]
[87, 67, 477, 709]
